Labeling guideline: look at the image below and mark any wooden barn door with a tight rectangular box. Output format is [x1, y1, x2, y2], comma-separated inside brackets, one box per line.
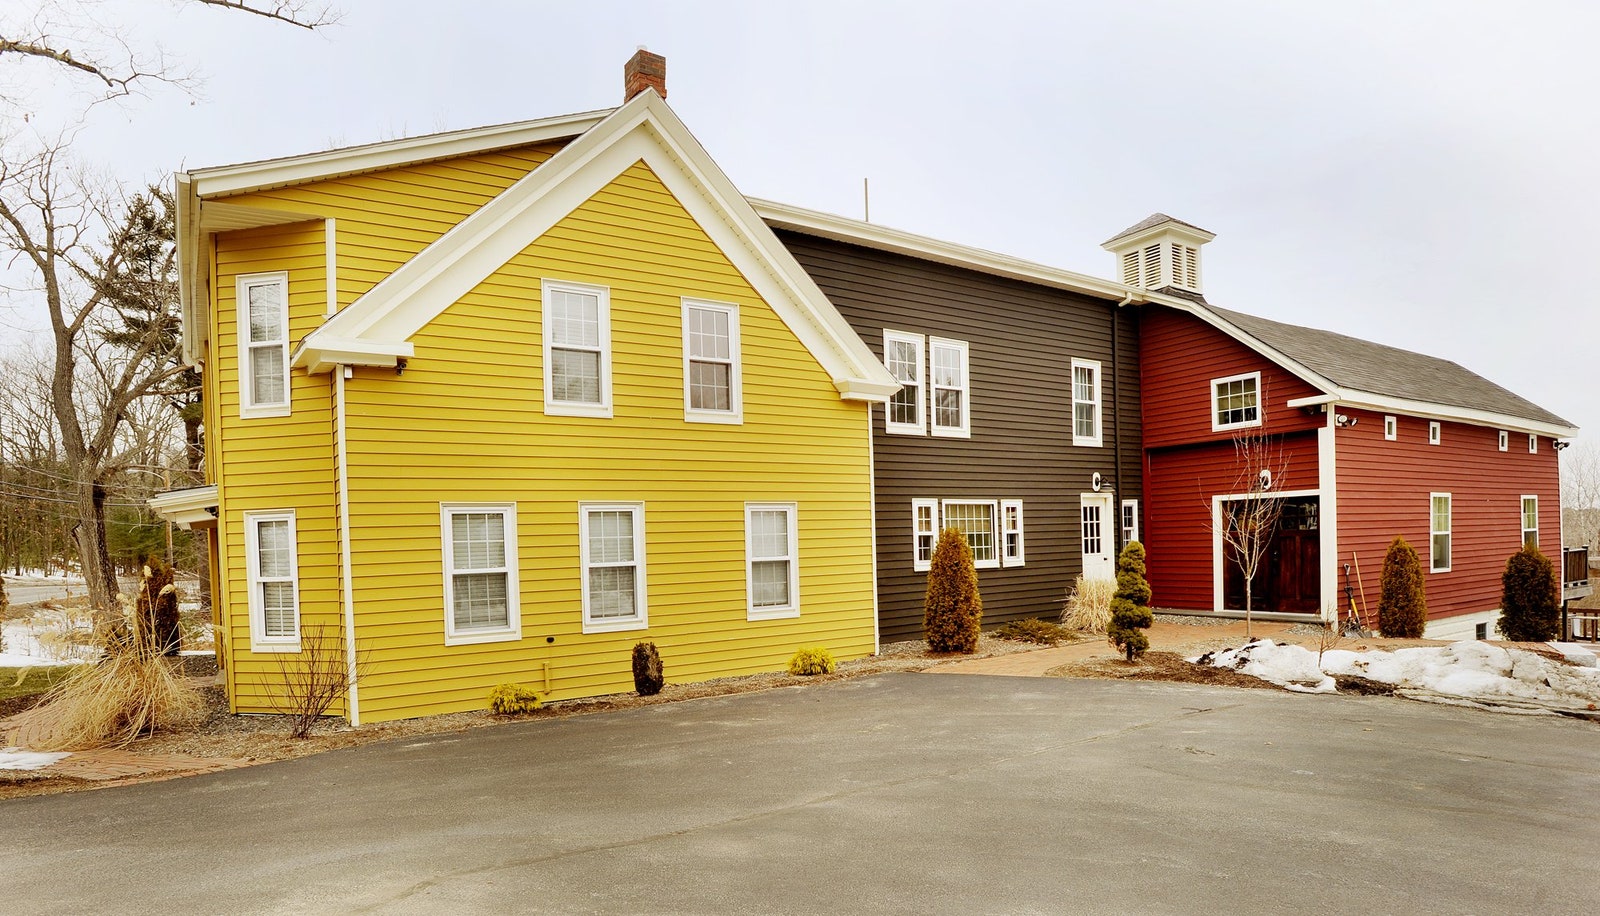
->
[1223, 496, 1320, 613]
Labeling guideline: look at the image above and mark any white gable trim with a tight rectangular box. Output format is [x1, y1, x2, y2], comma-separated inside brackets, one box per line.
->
[294, 91, 896, 401]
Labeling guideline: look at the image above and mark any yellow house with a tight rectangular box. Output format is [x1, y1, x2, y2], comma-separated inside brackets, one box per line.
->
[153, 54, 898, 723]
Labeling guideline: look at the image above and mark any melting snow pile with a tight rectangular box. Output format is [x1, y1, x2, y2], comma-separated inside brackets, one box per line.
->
[0, 748, 70, 770]
[1192, 639, 1600, 712]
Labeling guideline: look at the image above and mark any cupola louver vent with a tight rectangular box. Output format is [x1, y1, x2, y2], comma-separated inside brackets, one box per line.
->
[1100, 213, 1214, 295]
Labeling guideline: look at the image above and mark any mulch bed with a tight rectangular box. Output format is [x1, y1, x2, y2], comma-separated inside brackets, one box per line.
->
[1045, 651, 1283, 689]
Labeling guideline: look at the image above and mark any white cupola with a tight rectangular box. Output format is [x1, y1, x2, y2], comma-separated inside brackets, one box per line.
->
[1101, 213, 1215, 295]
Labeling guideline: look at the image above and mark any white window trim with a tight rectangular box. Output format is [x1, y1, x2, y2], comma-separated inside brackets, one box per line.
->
[912, 498, 938, 572]
[1430, 492, 1452, 573]
[940, 498, 999, 570]
[1071, 358, 1103, 448]
[1210, 371, 1262, 432]
[1529, 434, 1538, 454]
[1428, 421, 1441, 445]
[929, 337, 972, 439]
[441, 503, 522, 646]
[579, 502, 648, 634]
[237, 272, 291, 420]
[1498, 430, 1509, 451]
[883, 329, 926, 436]
[1521, 495, 1538, 548]
[1000, 499, 1026, 567]
[1121, 498, 1141, 545]
[543, 278, 613, 418]
[682, 299, 742, 424]
[1384, 416, 1397, 441]
[244, 510, 300, 652]
[745, 502, 799, 620]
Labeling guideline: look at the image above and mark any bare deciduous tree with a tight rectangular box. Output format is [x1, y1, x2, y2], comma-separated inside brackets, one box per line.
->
[1214, 430, 1291, 639]
[1561, 440, 1600, 552]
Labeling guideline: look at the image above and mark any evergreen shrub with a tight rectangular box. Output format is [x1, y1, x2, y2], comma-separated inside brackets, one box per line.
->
[632, 641, 665, 695]
[1498, 545, 1559, 642]
[924, 527, 983, 653]
[1107, 541, 1153, 661]
[1377, 536, 1428, 638]
[787, 646, 837, 676]
[994, 618, 1069, 646]
[488, 683, 543, 715]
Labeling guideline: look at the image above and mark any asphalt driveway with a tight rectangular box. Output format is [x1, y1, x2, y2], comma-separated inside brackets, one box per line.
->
[3, 673, 1598, 914]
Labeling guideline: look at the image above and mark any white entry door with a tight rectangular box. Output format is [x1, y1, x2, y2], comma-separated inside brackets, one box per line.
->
[1080, 493, 1115, 581]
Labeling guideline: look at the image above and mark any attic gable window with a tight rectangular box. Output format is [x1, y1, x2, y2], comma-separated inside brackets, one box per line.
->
[682, 299, 741, 423]
[544, 279, 612, 418]
[1211, 372, 1260, 431]
[238, 272, 291, 419]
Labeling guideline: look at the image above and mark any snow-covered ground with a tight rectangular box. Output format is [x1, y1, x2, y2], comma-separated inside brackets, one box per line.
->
[1194, 639, 1600, 714]
[0, 749, 70, 770]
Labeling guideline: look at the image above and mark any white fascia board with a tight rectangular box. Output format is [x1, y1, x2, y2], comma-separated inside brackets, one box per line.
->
[148, 484, 219, 529]
[1288, 392, 1578, 439]
[293, 338, 415, 375]
[750, 198, 1135, 303]
[175, 173, 206, 368]
[188, 109, 613, 198]
[304, 90, 896, 399]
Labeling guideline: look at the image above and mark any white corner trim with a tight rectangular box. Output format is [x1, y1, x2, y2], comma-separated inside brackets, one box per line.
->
[334, 370, 360, 725]
[1318, 411, 1338, 624]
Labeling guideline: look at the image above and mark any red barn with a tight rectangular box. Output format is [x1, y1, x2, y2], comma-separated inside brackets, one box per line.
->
[1110, 215, 1580, 639]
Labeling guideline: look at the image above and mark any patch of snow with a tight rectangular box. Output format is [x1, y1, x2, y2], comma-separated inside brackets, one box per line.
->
[0, 748, 70, 770]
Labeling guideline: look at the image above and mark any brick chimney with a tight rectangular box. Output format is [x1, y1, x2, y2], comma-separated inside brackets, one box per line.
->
[624, 48, 666, 102]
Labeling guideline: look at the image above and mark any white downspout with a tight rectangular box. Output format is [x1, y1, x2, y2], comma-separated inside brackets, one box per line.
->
[335, 366, 360, 725]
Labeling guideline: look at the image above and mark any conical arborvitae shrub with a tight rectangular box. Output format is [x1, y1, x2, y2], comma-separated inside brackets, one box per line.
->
[924, 527, 982, 653]
[632, 641, 665, 696]
[1378, 536, 1427, 638]
[1107, 541, 1154, 661]
[1498, 545, 1559, 642]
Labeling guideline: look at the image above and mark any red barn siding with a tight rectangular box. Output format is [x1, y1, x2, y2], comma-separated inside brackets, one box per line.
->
[1334, 407, 1562, 624]
[1141, 308, 1324, 449]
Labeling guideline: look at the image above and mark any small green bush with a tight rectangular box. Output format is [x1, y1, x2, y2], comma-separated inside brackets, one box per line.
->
[632, 641, 665, 695]
[1498, 545, 1559, 642]
[1378, 536, 1427, 638]
[1107, 541, 1153, 661]
[787, 645, 837, 676]
[994, 618, 1069, 646]
[924, 527, 983, 653]
[488, 683, 543, 715]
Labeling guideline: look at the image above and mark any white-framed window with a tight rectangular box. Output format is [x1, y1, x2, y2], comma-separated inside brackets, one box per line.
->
[1521, 495, 1538, 548]
[245, 510, 300, 651]
[543, 279, 612, 417]
[883, 330, 926, 435]
[912, 498, 938, 572]
[441, 504, 520, 645]
[746, 503, 799, 619]
[941, 499, 998, 570]
[1430, 493, 1452, 573]
[237, 272, 291, 419]
[929, 337, 971, 438]
[1498, 430, 1509, 451]
[1000, 499, 1025, 567]
[1384, 416, 1397, 441]
[1120, 498, 1141, 545]
[1428, 421, 1441, 445]
[1071, 358, 1102, 447]
[1528, 434, 1538, 454]
[682, 299, 741, 423]
[1211, 371, 1260, 431]
[580, 502, 647, 633]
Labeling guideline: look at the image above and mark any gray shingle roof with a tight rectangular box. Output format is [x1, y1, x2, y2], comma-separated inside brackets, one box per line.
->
[1103, 213, 1214, 246]
[1202, 304, 1575, 430]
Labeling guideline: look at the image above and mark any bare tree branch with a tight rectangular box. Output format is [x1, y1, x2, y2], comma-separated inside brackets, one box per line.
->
[191, 0, 339, 31]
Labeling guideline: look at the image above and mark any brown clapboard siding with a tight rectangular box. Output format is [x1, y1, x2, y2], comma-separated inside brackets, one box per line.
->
[773, 228, 1143, 642]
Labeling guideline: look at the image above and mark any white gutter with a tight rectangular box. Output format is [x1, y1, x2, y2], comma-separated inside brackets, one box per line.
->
[1286, 392, 1577, 440]
[334, 367, 361, 725]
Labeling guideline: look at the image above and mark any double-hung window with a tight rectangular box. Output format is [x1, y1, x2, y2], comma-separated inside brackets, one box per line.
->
[929, 338, 971, 437]
[912, 498, 938, 572]
[1521, 495, 1538, 548]
[1071, 358, 1102, 447]
[544, 279, 612, 417]
[238, 272, 290, 418]
[683, 299, 741, 422]
[442, 504, 520, 645]
[1120, 499, 1141, 545]
[941, 499, 998, 570]
[1430, 493, 1452, 573]
[245, 510, 299, 651]
[1000, 500, 1025, 567]
[1211, 372, 1260, 431]
[883, 330, 926, 435]
[581, 503, 647, 632]
[746, 503, 799, 619]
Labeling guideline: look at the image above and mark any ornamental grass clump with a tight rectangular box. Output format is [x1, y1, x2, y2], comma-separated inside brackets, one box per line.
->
[1498, 545, 1559, 642]
[787, 646, 837, 676]
[1107, 541, 1153, 661]
[1378, 536, 1428, 638]
[924, 527, 983, 653]
[1061, 574, 1115, 633]
[488, 683, 543, 716]
[632, 641, 665, 696]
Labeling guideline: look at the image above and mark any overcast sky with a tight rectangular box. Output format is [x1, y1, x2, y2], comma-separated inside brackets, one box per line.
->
[4, 0, 1596, 443]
